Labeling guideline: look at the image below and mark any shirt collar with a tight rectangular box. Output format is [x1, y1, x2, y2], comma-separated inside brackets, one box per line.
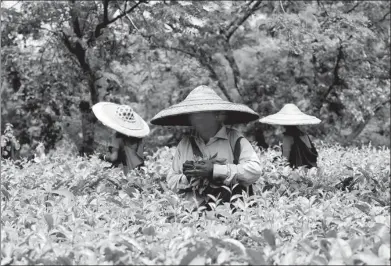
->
[190, 125, 228, 140]
[214, 126, 229, 140]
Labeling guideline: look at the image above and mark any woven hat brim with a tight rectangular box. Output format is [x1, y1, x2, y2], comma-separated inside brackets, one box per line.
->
[92, 102, 150, 138]
[151, 102, 259, 126]
[259, 114, 321, 125]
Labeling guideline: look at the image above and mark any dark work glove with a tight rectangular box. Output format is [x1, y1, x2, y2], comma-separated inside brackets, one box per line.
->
[184, 160, 213, 180]
[183, 160, 195, 182]
[98, 153, 105, 161]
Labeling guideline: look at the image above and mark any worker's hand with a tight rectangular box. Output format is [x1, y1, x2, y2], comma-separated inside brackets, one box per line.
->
[183, 160, 213, 180]
[182, 160, 195, 172]
[98, 153, 105, 161]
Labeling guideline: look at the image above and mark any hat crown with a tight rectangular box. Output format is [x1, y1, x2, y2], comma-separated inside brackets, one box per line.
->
[278, 104, 303, 115]
[184, 85, 223, 101]
[115, 105, 136, 123]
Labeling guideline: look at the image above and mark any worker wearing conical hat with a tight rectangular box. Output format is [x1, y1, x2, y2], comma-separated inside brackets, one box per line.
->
[259, 103, 320, 169]
[151, 85, 262, 211]
[92, 102, 150, 175]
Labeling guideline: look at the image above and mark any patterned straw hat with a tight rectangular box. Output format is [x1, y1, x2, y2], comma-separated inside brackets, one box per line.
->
[92, 102, 150, 138]
[150, 85, 259, 126]
[259, 103, 321, 126]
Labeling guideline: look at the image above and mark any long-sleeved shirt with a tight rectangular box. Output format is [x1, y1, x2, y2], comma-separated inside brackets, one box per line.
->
[166, 126, 262, 205]
[282, 134, 311, 159]
[108, 134, 144, 175]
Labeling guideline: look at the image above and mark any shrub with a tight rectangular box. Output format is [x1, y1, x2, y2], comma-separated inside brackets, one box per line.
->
[1, 142, 390, 265]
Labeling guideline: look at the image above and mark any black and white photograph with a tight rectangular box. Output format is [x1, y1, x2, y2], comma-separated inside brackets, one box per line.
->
[1, 0, 390, 265]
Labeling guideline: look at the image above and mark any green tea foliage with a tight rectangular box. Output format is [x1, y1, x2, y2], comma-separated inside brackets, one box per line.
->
[1, 142, 390, 265]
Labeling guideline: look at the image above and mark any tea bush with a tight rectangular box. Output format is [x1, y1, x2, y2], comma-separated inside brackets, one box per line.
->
[1, 142, 390, 265]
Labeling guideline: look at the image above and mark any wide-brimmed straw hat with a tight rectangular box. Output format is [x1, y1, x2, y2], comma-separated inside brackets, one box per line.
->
[92, 102, 150, 138]
[259, 103, 321, 125]
[150, 85, 259, 126]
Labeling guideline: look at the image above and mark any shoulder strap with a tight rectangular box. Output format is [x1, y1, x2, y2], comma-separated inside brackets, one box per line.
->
[189, 136, 203, 158]
[233, 136, 243, 165]
[227, 128, 244, 165]
[307, 135, 318, 155]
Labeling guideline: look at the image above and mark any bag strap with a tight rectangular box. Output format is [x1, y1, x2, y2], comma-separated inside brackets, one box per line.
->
[189, 136, 203, 158]
[233, 136, 243, 165]
[189, 133, 243, 164]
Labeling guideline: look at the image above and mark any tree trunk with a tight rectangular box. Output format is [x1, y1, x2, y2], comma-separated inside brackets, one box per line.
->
[79, 100, 97, 156]
[61, 27, 101, 155]
[223, 44, 245, 101]
[88, 72, 99, 104]
[199, 57, 234, 102]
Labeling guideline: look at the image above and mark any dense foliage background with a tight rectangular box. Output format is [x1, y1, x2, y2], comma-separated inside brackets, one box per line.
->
[1, 0, 390, 156]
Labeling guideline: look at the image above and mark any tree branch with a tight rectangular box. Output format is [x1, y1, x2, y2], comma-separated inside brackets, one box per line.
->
[117, 0, 139, 31]
[61, 31, 90, 73]
[149, 36, 233, 102]
[224, 1, 254, 33]
[200, 58, 234, 102]
[323, 40, 346, 100]
[103, 0, 109, 24]
[373, 98, 391, 113]
[69, 0, 83, 38]
[345, 2, 360, 14]
[223, 47, 244, 99]
[93, 0, 146, 39]
[61, 31, 76, 54]
[378, 11, 390, 23]
[224, 0, 263, 41]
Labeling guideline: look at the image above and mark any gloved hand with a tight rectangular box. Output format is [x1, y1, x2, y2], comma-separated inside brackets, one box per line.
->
[98, 153, 105, 161]
[183, 160, 213, 180]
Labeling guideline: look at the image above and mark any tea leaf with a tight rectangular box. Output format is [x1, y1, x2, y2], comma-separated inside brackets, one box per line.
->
[43, 214, 54, 232]
[1, 189, 11, 201]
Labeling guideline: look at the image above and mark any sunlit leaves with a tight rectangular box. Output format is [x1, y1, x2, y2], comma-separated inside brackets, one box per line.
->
[1, 142, 389, 265]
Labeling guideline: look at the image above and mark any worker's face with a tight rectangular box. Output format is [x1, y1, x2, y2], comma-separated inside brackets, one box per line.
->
[284, 126, 298, 132]
[189, 112, 219, 134]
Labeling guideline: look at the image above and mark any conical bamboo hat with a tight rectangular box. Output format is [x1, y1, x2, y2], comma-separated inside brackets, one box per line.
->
[151, 85, 259, 126]
[259, 103, 321, 125]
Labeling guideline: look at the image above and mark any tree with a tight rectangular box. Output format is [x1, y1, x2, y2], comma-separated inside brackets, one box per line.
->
[2, 0, 148, 155]
[1, 1, 389, 151]
[255, 1, 390, 144]
[134, 1, 268, 103]
[134, 1, 389, 145]
[1, 6, 80, 152]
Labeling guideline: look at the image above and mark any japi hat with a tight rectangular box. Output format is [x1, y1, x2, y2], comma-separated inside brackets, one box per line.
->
[150, 85, 259, 126]
[259, 103, 321, 125]
[92, 102, 150, 138]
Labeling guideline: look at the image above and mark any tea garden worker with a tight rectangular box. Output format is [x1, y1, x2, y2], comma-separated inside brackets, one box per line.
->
[259, 103, 320, 169]
[150, 85, 262, 211]
[92, 102, 150, 175]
